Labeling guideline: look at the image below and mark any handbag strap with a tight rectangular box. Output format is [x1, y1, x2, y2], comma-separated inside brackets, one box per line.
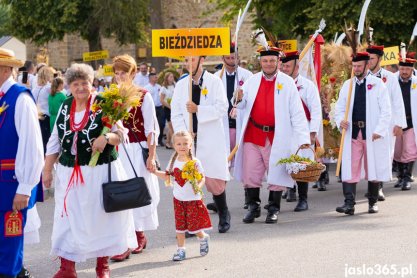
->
[129, 125, 147, 151]
[107, 141, 138, 183]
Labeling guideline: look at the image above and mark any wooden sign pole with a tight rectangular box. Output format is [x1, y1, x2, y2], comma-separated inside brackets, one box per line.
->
[188, 57, 193, 134]
[335, 69, 354, 177]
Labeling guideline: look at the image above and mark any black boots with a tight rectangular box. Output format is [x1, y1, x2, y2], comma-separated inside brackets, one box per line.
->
[402, 161, 414, 191]
[286, 186, 297, 202]
[213, 191, 231, 233]
[394, 162, 405, 188]
[336, 182, 356, 215]
[243, 188, 261, 223]
[368, 181, 379, 213]
[294, 182, 308, 211]
[264, 191, 273, 210]
[378, 182, 385, 201]
[265, 191, 282, 224]
[244, 188, 249, 209]
[313, 164, 329, 189]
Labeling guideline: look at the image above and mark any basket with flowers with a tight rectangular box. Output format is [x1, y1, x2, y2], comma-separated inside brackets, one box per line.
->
[89, 83, 142, 166]
[276, 147, 326, 182]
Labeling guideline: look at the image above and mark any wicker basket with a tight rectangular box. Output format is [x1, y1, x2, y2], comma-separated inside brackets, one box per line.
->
[290, 146, 326, 182]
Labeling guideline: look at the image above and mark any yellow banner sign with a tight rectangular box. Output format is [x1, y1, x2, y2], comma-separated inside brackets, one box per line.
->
[381, 46, 399, 66]
[83, 50, 110, 62]
[103, 65, 114, 76]
[278, 40, 298, 52]
[152, 28, 230, 57]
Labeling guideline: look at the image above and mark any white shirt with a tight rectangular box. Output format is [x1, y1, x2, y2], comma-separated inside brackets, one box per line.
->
[161, 84, 175, 101]
[17, 73, 37, 91]
[169, 159, 204, 201]
[32, 83, 51, 116]
[144, 83, 162, 107]
[133, 73, 149, 87]
[0, 76, 44, 196]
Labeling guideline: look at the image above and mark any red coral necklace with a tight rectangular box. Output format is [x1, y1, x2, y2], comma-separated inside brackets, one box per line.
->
[70, 96, 91, 131]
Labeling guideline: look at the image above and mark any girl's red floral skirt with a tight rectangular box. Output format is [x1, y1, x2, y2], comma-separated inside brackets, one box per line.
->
[173, 197, 212, 234]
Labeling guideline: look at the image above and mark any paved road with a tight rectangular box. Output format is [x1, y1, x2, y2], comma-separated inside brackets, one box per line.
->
[25, 147, 417, 278]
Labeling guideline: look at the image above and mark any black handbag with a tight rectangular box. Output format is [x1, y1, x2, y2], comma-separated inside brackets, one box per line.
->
[102, 143, 152, 213]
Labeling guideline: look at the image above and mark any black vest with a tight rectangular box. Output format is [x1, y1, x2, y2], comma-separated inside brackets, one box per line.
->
[56, 96, 118, 167]
[352, 81, 367, 139]
[226, 73, 236, 128]
[399, 79, 413, 130]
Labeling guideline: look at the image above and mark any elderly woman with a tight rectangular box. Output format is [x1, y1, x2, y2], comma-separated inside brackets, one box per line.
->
[42, 63, 136, 278]
[110, 54, 160, 262]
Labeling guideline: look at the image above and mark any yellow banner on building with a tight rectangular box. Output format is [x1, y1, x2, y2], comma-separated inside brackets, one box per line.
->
[83, 50, 110, 62]
[152, 28, 230, 57]
[103, 65, 114, 76]
[278, 40, 297, 52]
[381, 46, 399, 66]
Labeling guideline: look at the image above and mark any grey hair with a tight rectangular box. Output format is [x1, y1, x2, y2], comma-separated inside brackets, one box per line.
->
[65, 63, 94, 85]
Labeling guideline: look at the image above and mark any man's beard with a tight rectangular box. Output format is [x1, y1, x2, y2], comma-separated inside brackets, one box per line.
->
[400, 73, 411, 81]
[354, 71, 365, 78]
[224, 60, 236, 68]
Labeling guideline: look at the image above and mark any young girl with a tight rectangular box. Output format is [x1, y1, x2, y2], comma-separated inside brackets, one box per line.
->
[152, 131, 211, 261]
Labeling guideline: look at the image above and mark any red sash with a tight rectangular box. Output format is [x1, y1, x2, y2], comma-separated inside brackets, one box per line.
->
[301, 98, 311, 122]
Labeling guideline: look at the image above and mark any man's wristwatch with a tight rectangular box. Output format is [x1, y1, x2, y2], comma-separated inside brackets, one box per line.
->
[104, 133, 110, 143]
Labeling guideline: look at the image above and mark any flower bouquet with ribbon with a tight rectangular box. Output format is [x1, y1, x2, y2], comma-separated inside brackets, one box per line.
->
[181, 160, 204, 195]
[276, 147, 326, 182]
[88, 83, 142, 166]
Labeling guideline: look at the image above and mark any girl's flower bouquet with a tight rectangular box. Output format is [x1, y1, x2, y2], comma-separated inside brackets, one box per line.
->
[89, 83, 142, 166]
[181, 160, 204, 195]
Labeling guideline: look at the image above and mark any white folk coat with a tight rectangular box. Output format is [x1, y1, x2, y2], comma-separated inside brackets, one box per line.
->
[292, 75, 323, 159]
[233, 71, 310, 187]
[171, 71, 230, 181]
[215, 66, 253, 152]
[405, 75, 417, 146]
[335, 75, 392, 182]
[370, 68, 407, 158]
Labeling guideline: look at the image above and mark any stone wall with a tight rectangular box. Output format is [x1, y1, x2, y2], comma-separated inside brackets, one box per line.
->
[26, 0, 255, 70]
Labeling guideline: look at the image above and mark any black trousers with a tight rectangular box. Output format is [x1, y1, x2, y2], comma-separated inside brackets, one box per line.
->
[39, 115, 50, 154]
[155, 106, 166, 145]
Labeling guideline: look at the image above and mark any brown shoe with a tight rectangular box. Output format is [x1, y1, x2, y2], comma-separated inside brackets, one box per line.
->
[53, 257, 77, 278]
[131, 231, 147, 254]
[110, 249, 131, 262]
[96, 257, 110, 278]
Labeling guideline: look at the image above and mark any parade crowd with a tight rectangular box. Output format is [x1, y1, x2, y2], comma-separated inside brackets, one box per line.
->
[1, 28, 417, 278]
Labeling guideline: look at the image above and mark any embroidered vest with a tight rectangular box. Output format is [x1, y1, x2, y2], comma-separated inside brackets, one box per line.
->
[56, 96, 117, 167]
[0, 84, 41, 211]
[124, 92, 147, 143]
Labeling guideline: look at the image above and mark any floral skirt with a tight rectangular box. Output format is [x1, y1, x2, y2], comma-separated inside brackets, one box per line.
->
[173, 198, 212, 234]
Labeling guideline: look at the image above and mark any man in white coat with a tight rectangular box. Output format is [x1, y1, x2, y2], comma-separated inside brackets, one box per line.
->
[213, 44, 253, 210]
[335, 52, 391, 215]
[171, 56, 231, 233]
[393, 55, 417, 190]
[281, 50, 323, 211]
[366, 44, 407, 200]
[234, 46, 310, 224]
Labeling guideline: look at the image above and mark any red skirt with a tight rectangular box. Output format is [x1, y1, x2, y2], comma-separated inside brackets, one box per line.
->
[173, 197, 212, 234]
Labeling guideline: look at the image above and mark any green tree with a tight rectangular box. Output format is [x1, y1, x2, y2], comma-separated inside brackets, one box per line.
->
[303, 0, 417, 46]
[2, 0, 150, 65]
[211, 0, 417, 46]
[0, 3, 10, 37]
[208, 0, 311, 39]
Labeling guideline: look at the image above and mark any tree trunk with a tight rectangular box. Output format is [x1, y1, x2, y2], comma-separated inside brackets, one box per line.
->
[149, 0, 165, 72]
[87, 23, 103, 70]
